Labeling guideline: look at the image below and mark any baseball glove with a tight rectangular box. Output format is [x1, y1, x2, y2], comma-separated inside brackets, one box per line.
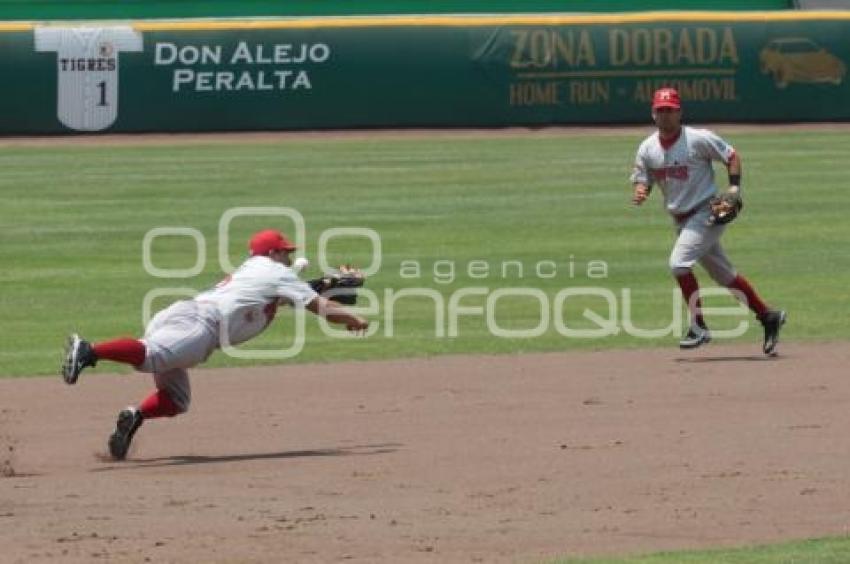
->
[708, 192, 743, 225]
[308, 265, 365, 305]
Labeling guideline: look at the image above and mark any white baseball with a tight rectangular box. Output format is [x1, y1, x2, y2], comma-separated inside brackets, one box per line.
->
[293, 257, 309, 271]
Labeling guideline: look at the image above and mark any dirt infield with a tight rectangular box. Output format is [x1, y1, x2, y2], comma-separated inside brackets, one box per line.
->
[2, 343, 849, 563]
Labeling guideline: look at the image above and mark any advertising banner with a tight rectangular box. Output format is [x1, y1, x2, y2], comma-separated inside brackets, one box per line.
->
[3, 12, 849, 133]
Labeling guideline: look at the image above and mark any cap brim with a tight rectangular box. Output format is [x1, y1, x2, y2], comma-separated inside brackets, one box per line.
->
[653, 103, 681, 110]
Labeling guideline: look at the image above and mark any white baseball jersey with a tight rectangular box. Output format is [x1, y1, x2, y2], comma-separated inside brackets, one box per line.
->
[34, 26, 143, 131]
[631, 126, 736, 215]
[195, 256, 318, 346]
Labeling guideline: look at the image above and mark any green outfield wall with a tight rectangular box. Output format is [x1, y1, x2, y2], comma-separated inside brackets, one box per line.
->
[4, 11, 849, 133]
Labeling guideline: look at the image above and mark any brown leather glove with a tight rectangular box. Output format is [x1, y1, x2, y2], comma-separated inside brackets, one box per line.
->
[308, 265, 365, 305]
[708, 192, 743, 225]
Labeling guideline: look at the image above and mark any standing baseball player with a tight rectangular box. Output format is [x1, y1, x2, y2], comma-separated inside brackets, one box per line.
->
[631, 87, 786, 354]
[61, 229, 369, 460]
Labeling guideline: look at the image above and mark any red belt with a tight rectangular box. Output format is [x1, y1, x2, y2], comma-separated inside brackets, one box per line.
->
[672, 207, 698, 222]
[672, 198, 711, 223]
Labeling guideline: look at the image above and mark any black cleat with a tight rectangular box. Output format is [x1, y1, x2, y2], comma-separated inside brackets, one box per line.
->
[108, 407, 144, 461]
[679, 326, 711, 350]
[759, 310, 787, 356]
[62, 334, 96, 385]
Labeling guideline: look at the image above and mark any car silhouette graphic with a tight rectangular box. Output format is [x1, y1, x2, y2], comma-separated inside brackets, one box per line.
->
[759, 37, 846, 89]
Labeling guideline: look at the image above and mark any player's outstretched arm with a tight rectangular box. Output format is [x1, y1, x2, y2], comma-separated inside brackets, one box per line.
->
[306, 296, 369, 335]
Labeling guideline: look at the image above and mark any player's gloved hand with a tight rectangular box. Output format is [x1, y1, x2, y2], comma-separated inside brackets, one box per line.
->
[308, 265, 366, 305]
[708, 191, 743, 225]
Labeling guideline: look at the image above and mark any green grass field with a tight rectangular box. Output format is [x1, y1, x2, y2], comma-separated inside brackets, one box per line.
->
[556, 536, 850, 563]
[1, 129, 847, 378]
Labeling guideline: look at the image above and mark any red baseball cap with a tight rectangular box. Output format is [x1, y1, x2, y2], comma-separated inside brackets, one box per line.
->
[652, 87, 681, 110]
[249, 229, 297, 256]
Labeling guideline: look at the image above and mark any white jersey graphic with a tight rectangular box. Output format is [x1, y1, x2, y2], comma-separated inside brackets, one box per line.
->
[631, 126, 736, 215]
[195, 256, 318, 346]
[34, 26, 143, 131]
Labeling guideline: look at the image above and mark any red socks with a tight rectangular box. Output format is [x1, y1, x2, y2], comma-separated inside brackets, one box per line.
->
[726, 275, 770, 317]
[139, 389, 183, 419]
[92, 340, 183, 419]
[677, 272, 769, 326]
[92, 338, 146, 366]
[675, 271, 706, 328]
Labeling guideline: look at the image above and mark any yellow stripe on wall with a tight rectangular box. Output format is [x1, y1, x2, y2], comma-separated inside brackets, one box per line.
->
[2, 10, 850, 33]
[0, 22, 34, 31]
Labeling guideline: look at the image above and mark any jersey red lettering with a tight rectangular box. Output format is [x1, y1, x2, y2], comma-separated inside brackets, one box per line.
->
[667, 166, 689, 180]
[651, 166, 689, 181]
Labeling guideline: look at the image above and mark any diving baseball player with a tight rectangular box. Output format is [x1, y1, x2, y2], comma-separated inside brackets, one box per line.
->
[631, 87, 786, 354]
[61, 229, 369, 460]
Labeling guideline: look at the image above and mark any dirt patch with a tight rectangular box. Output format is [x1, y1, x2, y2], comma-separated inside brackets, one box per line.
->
[1, 342, 849, 563]
[0, 410, 16, 478]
